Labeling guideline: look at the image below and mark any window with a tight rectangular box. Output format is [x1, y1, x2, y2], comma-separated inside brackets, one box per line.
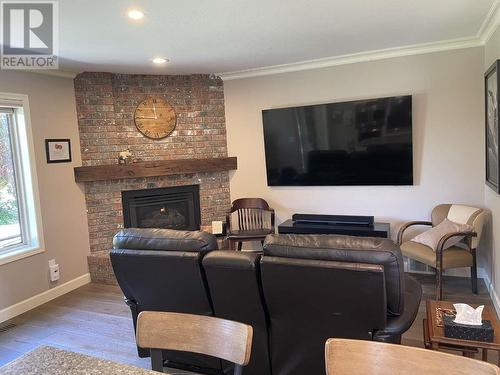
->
[0, 110, 22, 248]
[0, 94, 43, 264]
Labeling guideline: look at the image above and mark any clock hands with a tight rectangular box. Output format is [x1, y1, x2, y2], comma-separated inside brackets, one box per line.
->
[137, 102, 158, 119]
[152, 102, 158, 120]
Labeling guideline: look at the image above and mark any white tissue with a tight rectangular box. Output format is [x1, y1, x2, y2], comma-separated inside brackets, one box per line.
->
[453, 303, 484, 326]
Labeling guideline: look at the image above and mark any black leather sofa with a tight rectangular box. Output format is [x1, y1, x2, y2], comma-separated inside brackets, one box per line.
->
[111, 229, 422, 375]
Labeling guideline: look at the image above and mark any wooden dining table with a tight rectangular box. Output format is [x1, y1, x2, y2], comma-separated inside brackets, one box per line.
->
[0, 346, 196, 375]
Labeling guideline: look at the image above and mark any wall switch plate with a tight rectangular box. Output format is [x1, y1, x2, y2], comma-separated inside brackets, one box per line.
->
[212, 221, 223, 235]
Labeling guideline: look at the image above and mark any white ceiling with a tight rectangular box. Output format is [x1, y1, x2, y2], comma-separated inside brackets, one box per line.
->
[55, 0, 496, 75]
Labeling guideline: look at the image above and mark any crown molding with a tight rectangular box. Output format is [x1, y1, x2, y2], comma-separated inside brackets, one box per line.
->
[220, 1, 500, 81]
[478, 0, 500, 44]
[219, 37, 481, 81]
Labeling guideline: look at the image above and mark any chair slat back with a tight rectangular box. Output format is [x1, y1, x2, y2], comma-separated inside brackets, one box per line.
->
[325, 339, 500, 375]
[137, 311, 253, 367]
[232, 198, 271, 231]
[237, 208, 266, 230]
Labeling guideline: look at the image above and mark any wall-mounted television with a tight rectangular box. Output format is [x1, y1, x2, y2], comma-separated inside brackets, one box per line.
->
[262, 95, 413, 186]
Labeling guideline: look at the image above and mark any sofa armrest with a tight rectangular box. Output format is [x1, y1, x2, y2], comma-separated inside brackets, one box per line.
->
[373, 274, 422, 344]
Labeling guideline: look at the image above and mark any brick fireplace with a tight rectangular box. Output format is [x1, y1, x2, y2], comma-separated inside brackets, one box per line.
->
[74, 72, 231, 284]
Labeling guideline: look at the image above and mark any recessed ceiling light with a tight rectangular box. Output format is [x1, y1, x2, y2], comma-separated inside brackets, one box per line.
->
[152, 57, 168, 64]
[127, 9, 144, 20]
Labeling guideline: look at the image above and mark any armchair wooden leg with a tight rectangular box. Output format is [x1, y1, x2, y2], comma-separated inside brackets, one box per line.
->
[471, 249, 478, 294]
[436, 266, 443, 301]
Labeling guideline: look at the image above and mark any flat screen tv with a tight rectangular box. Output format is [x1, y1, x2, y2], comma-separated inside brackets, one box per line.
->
[262, 95, 413, 186]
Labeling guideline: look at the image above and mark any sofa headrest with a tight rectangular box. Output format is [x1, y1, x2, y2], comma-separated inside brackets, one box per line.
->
[113, 228, 218, 252]
[263, 234, 399, 260]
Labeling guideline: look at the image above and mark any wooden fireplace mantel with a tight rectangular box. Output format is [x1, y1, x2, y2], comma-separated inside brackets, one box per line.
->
[74, 157, 237, 183]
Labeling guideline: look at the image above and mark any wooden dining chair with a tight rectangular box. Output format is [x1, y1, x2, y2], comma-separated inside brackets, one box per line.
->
[325, 338, 500, 375]
[226, 198, 275, 250]
[136, 311, 253, 375]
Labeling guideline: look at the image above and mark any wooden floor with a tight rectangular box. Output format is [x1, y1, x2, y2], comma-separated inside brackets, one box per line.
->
[0, 273, 496, 370]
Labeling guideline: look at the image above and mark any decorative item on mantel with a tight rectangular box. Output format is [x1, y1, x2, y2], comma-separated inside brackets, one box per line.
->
[118, 149, 132, 164]
[443, 303, 494, 342]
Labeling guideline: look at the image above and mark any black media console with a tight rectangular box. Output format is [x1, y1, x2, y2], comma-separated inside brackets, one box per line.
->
[278, 214, 390, 238]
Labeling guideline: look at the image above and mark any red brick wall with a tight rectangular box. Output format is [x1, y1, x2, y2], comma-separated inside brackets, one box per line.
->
[74, 72, 227, 166]
[74, 73, 231, 261]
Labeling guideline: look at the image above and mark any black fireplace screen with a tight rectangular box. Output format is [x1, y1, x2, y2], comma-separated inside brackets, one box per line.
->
[121, 185, 201, 231]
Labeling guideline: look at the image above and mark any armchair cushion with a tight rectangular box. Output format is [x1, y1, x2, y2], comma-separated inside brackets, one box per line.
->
[431, 204, 487, 249]
[401, 241, 473, 269]
[410, 219, 472, 251]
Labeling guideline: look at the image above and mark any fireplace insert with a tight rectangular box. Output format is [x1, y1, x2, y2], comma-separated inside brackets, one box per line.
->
[122, 185, 201, 231]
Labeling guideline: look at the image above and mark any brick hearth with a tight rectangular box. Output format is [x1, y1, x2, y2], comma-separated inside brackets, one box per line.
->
[74, 72, 230, 284]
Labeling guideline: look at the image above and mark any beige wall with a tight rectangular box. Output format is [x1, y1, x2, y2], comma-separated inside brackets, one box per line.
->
[224, 48, 486, 264]
[484, 24, 500, 306]
[0, 71, 90, 311]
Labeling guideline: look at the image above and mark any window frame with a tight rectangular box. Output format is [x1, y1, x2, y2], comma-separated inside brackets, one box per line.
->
[0, 93, 44, 265]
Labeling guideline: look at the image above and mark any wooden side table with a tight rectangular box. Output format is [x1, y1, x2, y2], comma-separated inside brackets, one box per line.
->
[425, 300, 500, 365]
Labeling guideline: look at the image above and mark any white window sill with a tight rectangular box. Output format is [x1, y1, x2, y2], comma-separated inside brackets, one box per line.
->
[0, 246, 45, 266]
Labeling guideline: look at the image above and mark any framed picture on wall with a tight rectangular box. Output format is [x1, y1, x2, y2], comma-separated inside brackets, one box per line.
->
[486, 60, 500, 193]
[45, 139, 72, 163]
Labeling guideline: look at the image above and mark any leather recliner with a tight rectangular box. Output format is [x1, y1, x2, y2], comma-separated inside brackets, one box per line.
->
[110, 228, 221, 373]
[260, 234, 422, 375]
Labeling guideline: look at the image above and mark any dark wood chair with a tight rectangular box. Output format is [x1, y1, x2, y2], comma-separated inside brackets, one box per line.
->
[226, 198, 275, 250]
[137, 311, 253, 375]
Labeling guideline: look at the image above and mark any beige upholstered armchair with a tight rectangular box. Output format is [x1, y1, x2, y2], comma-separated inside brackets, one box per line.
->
[398, 204, 488, 300]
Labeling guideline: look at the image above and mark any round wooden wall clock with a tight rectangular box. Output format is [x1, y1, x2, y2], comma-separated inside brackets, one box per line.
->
[134, 97, 176, 139]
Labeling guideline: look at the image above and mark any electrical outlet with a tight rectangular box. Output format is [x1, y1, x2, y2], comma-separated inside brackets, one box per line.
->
[48, 259, 60, 282]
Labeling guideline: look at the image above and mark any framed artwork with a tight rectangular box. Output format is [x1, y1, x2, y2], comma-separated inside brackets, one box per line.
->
[486, 60, 500, 193]
[45, 139, 72, 163]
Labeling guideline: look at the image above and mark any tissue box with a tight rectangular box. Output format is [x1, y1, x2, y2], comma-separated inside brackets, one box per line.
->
[443, 315, 494, 342]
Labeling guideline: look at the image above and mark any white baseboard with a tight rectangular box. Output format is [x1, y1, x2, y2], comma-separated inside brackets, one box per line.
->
[477, 268, 500, 317]
[490, 285, 500, 317]
[0, 273, 91, 323]
[478, 267, 490, 286]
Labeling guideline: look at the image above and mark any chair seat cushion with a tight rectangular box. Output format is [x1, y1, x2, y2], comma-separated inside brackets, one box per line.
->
[227, 229, 272, 239]
[401, 241, 473, 269]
